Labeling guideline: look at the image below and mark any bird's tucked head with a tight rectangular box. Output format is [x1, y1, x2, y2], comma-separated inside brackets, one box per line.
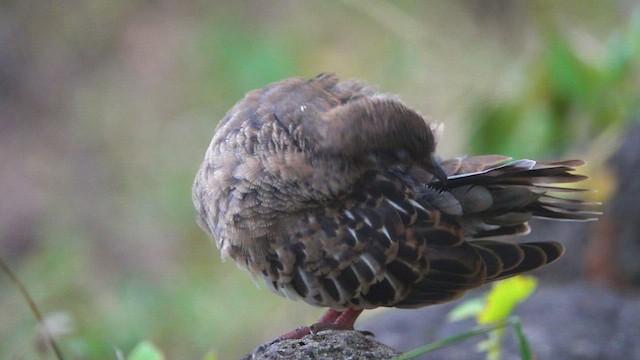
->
[312, 96, 445, 184]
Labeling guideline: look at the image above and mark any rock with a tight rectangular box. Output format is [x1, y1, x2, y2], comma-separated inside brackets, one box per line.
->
[245, 330, 402, 360]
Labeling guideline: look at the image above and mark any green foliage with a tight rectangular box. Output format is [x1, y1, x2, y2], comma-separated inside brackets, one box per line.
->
[200, 350, 219, 360]
[397, 276, 537, 359]
[470, 13, 640, 158]
[394, 318, 531, 360]
[123, 341, 218, 360]
[121, 341, 214, 360]
[477, 275, 537, 325]
[447, 276, 537, 360]
[446, 297, 486, 322]
[127, 341, 165, 360]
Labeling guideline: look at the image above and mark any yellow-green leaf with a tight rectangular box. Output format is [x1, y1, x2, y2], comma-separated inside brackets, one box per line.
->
[477, 276, 537, 324]
[447, 297, 486, 322]
[201, 350, 218, 360]
[127, 341, 165, 360]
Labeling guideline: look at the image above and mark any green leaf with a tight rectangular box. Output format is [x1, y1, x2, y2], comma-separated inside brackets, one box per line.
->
[201, 350, 218, 360]
[127, 341, 165, 360]
[472, 277, 537, 360]
[477, 275, 537, 324]
[545, 35, 595, 103]
[447, 297, 486, 322]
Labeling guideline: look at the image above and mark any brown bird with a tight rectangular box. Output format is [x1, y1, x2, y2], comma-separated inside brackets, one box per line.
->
[192, 73, 597, 349]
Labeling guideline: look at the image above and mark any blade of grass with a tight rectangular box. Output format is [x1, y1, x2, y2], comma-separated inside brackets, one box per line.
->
[393, 320, 510, 360]
[394, 317, 530, 360]
[511, 317, 532, 360]
[0, 254, 65, 360]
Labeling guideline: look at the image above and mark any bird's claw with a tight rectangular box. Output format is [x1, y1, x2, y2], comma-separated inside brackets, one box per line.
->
[250, 326, 312, 359]
[309, 323, 375, 337]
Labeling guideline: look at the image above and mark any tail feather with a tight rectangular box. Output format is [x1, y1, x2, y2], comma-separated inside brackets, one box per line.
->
[436, 156, 599, 238]
[395, 240, 564, 309]
[471, 223, 531, 238]
[470, 240, 526, 272]
[470, 240, 565, 281]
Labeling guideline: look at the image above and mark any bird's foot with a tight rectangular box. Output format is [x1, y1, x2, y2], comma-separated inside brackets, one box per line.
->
[309, 308, 366, 334]
[309, 322, 375, 336]
[251, 326, 313, 358]
[251, 308, 368, 359]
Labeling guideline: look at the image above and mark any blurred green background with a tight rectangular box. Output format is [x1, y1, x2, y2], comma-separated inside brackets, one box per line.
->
[1, 1, 638, 359]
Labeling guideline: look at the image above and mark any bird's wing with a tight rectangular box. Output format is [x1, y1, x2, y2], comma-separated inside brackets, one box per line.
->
[266, 169, 486, 310]
[264, 158, 597, 310]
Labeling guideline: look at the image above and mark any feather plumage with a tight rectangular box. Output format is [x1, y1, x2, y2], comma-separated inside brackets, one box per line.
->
[193, 73, 598, 314]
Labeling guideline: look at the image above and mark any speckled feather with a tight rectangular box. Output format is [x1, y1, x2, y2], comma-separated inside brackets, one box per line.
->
[193, 74, 598, 311]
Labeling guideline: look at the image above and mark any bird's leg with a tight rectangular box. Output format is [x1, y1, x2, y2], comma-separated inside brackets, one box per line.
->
[252, 309, 366, 357]
[317, 308, 343, 324]
[251, 309, 343, 357]
[334, 308, 364, 328]
[272, 309, 343, 342]
[309, 308, 364, 333]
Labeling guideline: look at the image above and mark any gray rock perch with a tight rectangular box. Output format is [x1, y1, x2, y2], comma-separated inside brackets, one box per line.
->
[244, 330, 401, 360]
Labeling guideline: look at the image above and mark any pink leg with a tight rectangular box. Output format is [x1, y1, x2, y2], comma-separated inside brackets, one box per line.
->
[270, 309, 343, 342]
[334, 308, 363, 328]
[317, 308, 343, 324]
[310, 308, 363, 333]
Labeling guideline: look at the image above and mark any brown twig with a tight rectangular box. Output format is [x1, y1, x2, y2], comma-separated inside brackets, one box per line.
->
[0, 254, 65, 360]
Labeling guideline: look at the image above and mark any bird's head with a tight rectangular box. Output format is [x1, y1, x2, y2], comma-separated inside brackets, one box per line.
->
[314, 96, 447, 185]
